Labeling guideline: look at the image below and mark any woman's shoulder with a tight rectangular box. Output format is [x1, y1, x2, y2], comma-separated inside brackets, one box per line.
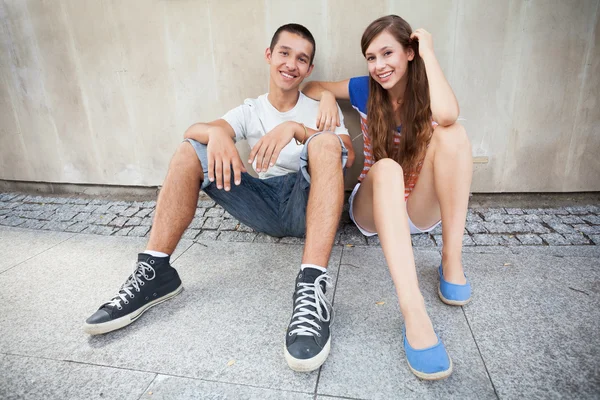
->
[348, 76, 370, 115]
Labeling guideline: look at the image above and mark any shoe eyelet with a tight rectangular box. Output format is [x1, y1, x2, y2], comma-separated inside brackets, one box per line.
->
[124, 300, 129, 304]
[317, 333, 321, 337]
[117, 306, 122, 310]
[131, 294, 135, 298]
[288, 332, 293, 336]
[145, 297, 149, 301]
[153, 293, 157, 297]
[317, 326, 322, 330]
[150, 260, 155, 264]
[136, 289, 140, 293]
[140, 281, 145, 286]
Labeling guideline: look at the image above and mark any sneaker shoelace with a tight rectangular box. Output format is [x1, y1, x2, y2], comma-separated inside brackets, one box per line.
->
[289, 274, 334, 337]
[104, 261, 156, 310]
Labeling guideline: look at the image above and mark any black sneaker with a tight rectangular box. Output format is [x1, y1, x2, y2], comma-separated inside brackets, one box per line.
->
[83, 253, 183, 335]
[284, 267, 333, 372]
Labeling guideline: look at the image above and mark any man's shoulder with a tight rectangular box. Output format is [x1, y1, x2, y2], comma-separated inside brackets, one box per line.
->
[240, 93, 268, 108]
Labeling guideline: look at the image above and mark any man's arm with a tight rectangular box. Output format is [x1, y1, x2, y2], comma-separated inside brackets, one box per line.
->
[248, 121, 355, 172]
[183, 119, 235, 144]
[183, 119, 246, 191]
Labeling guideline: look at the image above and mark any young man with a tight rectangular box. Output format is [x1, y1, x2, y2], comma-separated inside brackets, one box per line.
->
[84, 24, 354, 373]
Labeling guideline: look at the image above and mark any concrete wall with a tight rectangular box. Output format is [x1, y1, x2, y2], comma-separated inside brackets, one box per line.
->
[1, 0, 599, 192]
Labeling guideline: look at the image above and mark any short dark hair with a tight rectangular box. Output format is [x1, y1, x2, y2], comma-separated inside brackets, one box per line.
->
[269, 23, 316, 64]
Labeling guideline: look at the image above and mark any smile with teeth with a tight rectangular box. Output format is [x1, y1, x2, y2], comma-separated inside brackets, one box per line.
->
[280, 71, 296, 79]
[378, 71, 393, 79]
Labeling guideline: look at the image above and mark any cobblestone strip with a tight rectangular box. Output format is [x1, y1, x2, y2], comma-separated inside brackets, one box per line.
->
[0, 192, 599, 246]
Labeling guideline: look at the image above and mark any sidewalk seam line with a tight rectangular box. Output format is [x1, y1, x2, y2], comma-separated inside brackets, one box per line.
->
[462, 307, 500, 399]
[318, 394, 369, 400]
[171, 241, 196, 264]
[313, 246, 345, 399]
[137, 373, 158, 400]
[1, 352, 315, 397]
[0, 231, 77, 275]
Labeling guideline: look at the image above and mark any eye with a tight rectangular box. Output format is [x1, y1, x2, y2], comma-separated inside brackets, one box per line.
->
[366, 56, 375, 62]
[299, 58, 307, 64]
[280, 51, 288, 56]
[384, 51, 392, 56]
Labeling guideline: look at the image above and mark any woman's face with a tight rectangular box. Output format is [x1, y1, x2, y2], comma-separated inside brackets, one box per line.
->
[365, 31, 414, 92]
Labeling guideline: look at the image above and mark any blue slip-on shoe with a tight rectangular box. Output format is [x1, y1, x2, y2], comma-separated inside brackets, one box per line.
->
[438, 264, 471, 306]
[403, 329, 452, 380]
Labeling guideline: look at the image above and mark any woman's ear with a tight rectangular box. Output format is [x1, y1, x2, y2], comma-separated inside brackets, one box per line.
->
[407, 47, 415, 61]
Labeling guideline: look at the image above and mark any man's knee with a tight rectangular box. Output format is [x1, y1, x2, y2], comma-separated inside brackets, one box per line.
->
[171, 142, 203, 174]
[307, 132, 342, 159]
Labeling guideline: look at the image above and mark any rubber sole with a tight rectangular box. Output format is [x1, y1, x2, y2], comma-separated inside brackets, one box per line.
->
[407, 357, 453, 380]
[83, 284, 184, 335]
[284, 337, 331, 372]
[438, 285, 471, 306]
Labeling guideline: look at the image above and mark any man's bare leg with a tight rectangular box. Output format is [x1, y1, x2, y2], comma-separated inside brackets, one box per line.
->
[83, 142, 202, 335]
[146, 142, 204, 255]
[302, 133, 344, 267]
[285, 133, 344, 372]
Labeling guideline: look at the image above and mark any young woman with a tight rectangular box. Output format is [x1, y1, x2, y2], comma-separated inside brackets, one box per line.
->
[303, 15, 472, 380]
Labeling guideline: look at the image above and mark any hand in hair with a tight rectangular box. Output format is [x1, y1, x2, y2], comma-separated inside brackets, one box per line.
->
[410, 28, 434, 58]
[316, 91, 341, 132]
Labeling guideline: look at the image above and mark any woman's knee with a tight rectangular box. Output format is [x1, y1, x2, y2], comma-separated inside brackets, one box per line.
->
[431, 122, 471, 154]
[369, 158, 405, 186]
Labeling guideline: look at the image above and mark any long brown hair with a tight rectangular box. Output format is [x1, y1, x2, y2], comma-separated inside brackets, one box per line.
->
[361, 15, 432, 174]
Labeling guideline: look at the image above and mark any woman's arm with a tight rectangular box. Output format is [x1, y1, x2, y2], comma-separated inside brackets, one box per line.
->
[302, 80, 351, 101]
[302, 80, 351, 131]
[411, 29, 460, 126]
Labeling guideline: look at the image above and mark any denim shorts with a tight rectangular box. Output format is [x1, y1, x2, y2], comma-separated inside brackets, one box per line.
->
[185, 132, 348, 238]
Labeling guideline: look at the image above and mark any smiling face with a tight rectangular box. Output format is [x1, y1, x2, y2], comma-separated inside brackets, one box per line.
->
[265, 31, 314, 92]
[364, 30, 414, 92]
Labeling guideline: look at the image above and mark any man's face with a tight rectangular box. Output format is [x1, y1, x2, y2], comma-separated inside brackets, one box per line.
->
[266, 32, 314, 91]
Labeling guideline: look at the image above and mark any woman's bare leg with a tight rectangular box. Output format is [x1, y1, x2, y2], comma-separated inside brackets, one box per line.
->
[407, 123, 473, 284]
[352, 158, 437, 349]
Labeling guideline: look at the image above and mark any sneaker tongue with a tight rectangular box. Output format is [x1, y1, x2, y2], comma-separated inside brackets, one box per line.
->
[300, 267, 324, 283]
[300, 267, 327, 293]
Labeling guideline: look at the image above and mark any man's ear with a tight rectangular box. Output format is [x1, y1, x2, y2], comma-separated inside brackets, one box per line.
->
[305, 64, 314, 78]
[265, 47, 272, 63]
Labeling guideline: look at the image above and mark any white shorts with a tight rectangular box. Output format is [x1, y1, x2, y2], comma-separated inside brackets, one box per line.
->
[348, 183, 441, 236]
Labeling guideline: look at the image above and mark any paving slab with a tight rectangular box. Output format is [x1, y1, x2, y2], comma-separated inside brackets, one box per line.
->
[140, 374, 313, 399]
[0, 232, 193, 360]
[510, 245, 600, 259]
[317, 247, 496, 399]
[68, 241, 341, 393]
[0, 226, 74, 273]
[462, 249, 600, 399]
[0, 353, 155, 400]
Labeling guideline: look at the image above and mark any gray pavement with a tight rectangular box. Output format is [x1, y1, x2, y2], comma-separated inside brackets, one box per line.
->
[0, 192, 599, 399]
[1, 192, 600, 247]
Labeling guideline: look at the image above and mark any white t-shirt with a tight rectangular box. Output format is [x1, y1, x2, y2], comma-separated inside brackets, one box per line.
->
[222, 92, 349, 179]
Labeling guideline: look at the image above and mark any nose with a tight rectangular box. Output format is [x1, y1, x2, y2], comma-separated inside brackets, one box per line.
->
[285, 58, 297, 71]
[375, 56, 386, 71]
